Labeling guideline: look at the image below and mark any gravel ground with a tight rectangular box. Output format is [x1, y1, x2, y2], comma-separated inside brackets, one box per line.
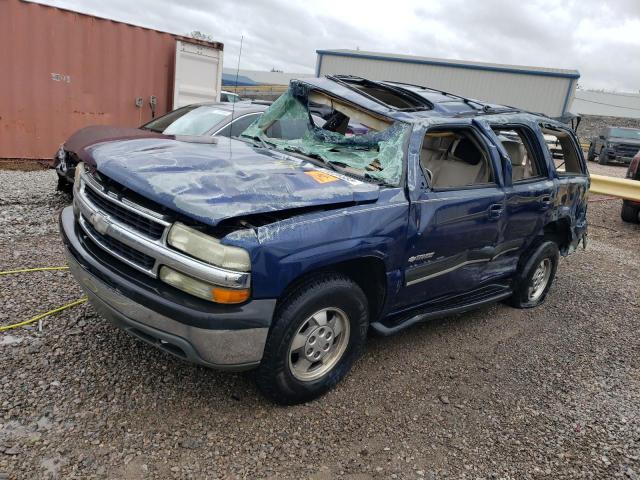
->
[1, 166, 639, 479]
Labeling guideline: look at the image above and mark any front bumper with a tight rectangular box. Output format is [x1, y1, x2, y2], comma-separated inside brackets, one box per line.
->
[60, 206, 275, 371]
[604, 149, 635, 164]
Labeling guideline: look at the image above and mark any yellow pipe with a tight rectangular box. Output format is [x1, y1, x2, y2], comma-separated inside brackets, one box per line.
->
[590, 174, 640, 202]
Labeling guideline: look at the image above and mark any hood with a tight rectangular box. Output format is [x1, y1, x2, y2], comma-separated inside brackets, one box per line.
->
[85, 136, 380, 226]
[608, 136, 640, 146]
[64, 125, 166, 161]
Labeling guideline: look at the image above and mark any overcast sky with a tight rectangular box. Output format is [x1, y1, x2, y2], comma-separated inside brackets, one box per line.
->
[36, 0, 640, 92]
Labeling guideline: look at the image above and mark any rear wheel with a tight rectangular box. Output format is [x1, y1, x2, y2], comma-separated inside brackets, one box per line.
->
[621, 202, 640, 223]
[509, 241, 559, 309]
[255, 273, 368, 405]
[587, 143, 595, 161]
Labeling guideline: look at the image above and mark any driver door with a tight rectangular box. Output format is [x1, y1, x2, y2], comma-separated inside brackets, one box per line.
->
[395, 125, 507, 309]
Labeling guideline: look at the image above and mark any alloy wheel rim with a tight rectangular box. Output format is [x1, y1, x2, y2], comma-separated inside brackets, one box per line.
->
[288, 307, 351, 382]
[528, 258, 552, 302]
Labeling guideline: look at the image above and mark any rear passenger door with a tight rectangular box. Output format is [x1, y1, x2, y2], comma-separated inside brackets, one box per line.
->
[397, 125, 508, 309]
[490, 124, 554, 258]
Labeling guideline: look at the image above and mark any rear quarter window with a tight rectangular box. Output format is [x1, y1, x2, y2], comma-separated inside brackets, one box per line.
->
[540, 126, 584, 175]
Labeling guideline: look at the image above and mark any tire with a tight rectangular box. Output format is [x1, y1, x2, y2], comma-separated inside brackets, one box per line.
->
[587, 143, 595, 162]
[255, 273, 369, 405]
[598, 148, 608, 165]
[509, 241, 559, 309]
[621, 202, 640, 223]
[56, 176, 73, 194]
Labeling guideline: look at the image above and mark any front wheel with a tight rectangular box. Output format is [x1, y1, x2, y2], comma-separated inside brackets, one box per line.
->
[509, 241, 559, 309]
[598, 148, 608, 165]
[255, 273, 369, 405]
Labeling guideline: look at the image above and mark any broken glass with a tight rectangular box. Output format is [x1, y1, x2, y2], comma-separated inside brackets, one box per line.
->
[242, 90, 410, 185]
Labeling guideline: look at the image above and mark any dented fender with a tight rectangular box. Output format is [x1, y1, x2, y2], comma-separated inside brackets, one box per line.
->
[224, 188, 409, 303]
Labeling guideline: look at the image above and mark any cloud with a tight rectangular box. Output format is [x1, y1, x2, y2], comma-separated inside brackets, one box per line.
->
[32, 0, 640, 91]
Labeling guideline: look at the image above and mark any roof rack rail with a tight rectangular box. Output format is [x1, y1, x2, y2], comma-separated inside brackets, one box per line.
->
[328, 75, 434, 111]
[380, 80, 487, 110]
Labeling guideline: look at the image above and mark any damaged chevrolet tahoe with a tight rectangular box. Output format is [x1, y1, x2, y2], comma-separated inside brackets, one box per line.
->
[60, 76, 589, 404]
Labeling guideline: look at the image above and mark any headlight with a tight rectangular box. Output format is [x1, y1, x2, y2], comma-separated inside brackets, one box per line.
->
[72, 162, 84, 206]
[167, 222, 251, 272]
[74, 162, 84, 184]
[159, 266, 250, 304]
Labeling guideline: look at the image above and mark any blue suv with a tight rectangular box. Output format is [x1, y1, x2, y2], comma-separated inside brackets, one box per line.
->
[60, 76, 589, 404]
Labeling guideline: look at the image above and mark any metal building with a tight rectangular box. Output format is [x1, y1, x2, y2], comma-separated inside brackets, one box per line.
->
[572, 90, 640, 119]
[0, 0, 223, 161]
[316, 49, 579, 118]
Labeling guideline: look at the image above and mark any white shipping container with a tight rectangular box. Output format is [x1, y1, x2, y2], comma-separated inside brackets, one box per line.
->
[174, 40, 224, 108]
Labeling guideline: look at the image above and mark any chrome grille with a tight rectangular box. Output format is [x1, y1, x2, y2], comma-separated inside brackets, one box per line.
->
[84, 187, 165, 239]
[81, 217, 156, 269]
[83, 172, 168, 240]
[615, 144, 640, 157]
[73, 166, 251, 289]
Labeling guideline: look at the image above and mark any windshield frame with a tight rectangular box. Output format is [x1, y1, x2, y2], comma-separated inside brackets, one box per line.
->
[609, 127, 640, 140]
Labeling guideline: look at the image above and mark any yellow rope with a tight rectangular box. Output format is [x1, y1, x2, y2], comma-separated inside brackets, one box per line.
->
[0, 297, 88, 332]
[0, 266, 87, 331]
[0, 266, 70, 276]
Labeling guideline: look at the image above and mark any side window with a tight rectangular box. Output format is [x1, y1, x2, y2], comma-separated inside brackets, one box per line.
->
[420, 128, 494, 189]
[217, 114, 260, 138]
[492, 127, 545, 182]
[540, 126, 584, 175]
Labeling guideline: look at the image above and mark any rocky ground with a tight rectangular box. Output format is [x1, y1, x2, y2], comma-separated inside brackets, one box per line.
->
[1, 164, 638, 479]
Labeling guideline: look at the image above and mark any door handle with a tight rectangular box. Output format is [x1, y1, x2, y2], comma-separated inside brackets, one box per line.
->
[541, 195, 553, 209]
[488, 203, 503, 219]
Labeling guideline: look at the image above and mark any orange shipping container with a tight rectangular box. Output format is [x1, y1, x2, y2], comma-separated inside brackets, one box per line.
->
[0, 0, 223, 160]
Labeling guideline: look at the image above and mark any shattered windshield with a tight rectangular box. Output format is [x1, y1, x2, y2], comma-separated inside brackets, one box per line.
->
[240, 86, 410, 185]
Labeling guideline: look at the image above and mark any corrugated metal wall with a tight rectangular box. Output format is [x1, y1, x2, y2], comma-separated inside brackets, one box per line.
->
[318, 53, 576, 118]
[0, 0, 222, 160]
[572, 90, 640, 119]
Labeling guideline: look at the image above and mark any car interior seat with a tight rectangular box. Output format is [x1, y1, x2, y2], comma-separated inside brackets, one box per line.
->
[420, 133, 489, 188]
[502, 139, 529, 181]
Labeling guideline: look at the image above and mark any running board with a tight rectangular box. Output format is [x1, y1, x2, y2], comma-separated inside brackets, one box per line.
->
[370, 290, 512, 336]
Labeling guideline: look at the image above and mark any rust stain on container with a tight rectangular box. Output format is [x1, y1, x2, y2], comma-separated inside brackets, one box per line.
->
[0, 0, 223, 160]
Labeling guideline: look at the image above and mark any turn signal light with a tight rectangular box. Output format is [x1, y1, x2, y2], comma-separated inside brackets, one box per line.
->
[211, 287, 250, 304]
[159, 266, 250, 304]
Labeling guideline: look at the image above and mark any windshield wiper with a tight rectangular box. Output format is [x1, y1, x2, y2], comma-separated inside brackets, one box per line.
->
[140, 126, 162, 133]
[283, 145, 397, 185]
[239, 134, 274, 150]
[364, 173, 394, 187]
[281, 146, 342, 173]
